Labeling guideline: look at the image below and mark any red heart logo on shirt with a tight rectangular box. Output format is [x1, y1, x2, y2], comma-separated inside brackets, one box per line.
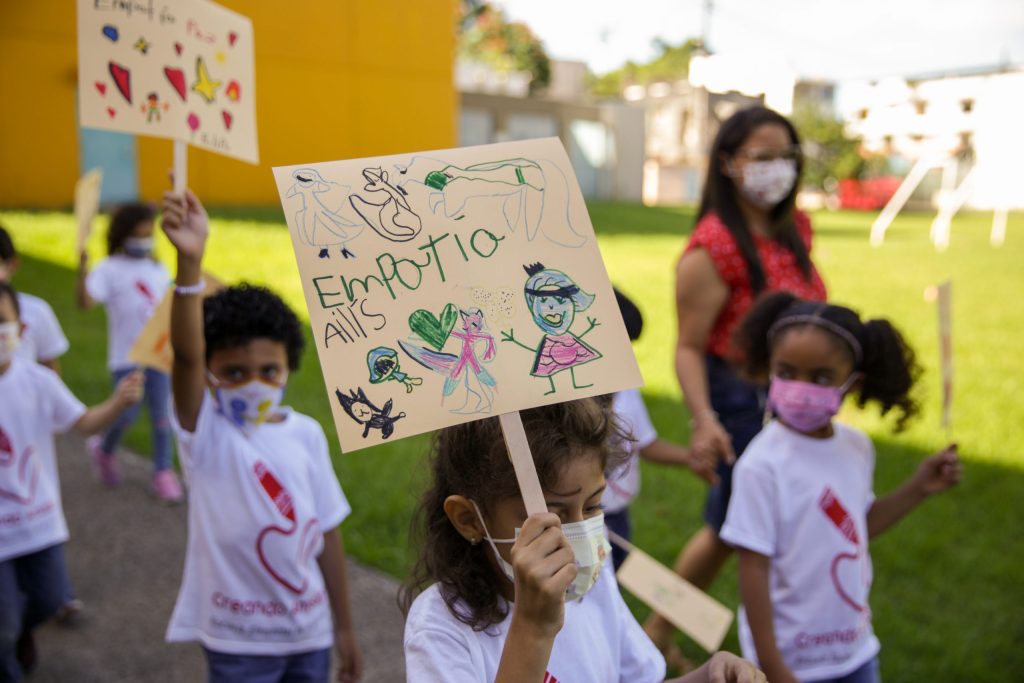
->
[255, 518, 320, 595]
[830, 550, 867, 613]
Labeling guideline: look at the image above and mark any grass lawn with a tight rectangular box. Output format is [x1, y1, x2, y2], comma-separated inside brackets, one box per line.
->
[2, 203, 1021, 681]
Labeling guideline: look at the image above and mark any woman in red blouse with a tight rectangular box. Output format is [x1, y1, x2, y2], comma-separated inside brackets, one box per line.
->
[645, 106, 827, 661]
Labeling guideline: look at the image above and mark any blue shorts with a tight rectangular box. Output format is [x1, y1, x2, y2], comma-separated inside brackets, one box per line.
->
[203, 646, 331, 683]
[702, 355, 766, 533]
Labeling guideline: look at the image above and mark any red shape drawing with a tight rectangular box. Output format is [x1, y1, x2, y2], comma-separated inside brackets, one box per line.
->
[222, 110, 233, 131]
[107, 107, 117, 119]
[163, 67, 187, 102]
[0, 426, 13, 465]
[228, 31, 238, 46]
[225, 80, 241, 102]
[108, 61, 132, 104]
[174, 41, 184, 56]
[95, 82, 107, 96]
[187, 112, 200, 132]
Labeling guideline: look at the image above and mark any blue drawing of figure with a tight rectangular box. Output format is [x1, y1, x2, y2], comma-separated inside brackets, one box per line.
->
[367, 346, 422, 393]
[501, 263, 602, 395]
[285, 168, 362, 259]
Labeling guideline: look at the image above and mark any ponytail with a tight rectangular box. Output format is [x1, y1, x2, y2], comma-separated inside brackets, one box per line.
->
[855, 318, 921, 431]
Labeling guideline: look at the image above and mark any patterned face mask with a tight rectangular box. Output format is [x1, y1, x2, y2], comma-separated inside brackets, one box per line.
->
[0, 322, 20, 365]
[208, 372, 288, 434]
[737, 159, 798, 209]
[768, 373, 859, 433]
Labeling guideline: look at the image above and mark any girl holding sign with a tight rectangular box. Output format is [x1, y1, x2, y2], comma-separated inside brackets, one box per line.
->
[720, 293, 961, 683]
[401, 400, 765, 683]
[76, 203, 182, 503]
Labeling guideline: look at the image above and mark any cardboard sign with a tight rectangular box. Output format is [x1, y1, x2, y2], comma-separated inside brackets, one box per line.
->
[77, 0, 258, 163]
[936, 280, 953, 434]
[616, 545, 734, 653]
[74, 168, 103, 254]
[128, 274, 223, 372]
[273, 138, 642, 452]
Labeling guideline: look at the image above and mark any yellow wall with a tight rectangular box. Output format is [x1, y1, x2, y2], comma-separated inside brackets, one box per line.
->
[0, 1, 457, 208]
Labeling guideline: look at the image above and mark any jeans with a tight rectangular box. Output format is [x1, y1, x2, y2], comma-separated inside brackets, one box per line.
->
[812, 657, 881, 683]
[204, 647, 331, 683]
[0, 544, 71, 681]
[702, 354, 767, 533]
[101, 367, 174, 472]
[604, 507, 632, 571]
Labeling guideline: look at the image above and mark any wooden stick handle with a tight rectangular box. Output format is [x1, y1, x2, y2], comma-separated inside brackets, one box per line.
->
[498, 411, 547, 516]
[173, 140, 188, 194]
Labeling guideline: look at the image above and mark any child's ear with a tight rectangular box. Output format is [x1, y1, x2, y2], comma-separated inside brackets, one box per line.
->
[443, 495, 485, 543]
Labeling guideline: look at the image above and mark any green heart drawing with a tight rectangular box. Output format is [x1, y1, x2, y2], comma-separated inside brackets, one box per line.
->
[409, 304, 458, 351]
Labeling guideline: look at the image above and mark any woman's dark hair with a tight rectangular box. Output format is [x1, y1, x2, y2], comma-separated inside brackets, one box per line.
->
[107, 202, 156, 255]
[0, 281, 20, 318]
[400, 398, 630, 630]
[734, 291, 921, 431]
[203, 284, 305, 370]
[0, 224, 16, 262]
[697, 105, 813, 293]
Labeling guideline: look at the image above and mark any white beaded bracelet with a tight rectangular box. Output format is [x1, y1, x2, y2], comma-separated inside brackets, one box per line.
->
[174, 279, 206, 296]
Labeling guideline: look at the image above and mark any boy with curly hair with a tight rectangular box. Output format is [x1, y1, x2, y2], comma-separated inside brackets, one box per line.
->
[160, 190, 362, 682]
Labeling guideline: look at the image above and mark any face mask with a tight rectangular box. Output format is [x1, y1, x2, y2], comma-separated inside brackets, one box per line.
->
[208, 373, 287, 434]
[0, 322, 19, 365]
[123, 237, 154, 258]
[768, 373, 858, 433]
[470, 501, 610, 603]
[737, 158, 797, 209]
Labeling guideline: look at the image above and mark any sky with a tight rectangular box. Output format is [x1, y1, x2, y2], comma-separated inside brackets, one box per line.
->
[494, 0, 1024, 82]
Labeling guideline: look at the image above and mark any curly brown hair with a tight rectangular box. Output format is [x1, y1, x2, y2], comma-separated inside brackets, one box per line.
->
[399, 397, 629, 630]
[733, 291, 922, 431]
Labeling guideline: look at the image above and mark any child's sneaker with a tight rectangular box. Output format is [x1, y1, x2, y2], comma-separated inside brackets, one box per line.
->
[152, 469, 184, 504]
[55, 598, 85, 626]
[87, 435, 121, 487]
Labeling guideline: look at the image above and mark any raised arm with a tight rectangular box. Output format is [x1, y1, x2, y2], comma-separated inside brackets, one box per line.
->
[161, 190, 210, 432]
[675, 249, 734, 465]
[867, 444, 960, 539]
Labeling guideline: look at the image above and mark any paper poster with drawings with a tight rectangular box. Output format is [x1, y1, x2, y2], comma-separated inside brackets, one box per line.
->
[273, 138, 642, 452]
[128, 273, 224, 373]
[76, 0, 258, 163]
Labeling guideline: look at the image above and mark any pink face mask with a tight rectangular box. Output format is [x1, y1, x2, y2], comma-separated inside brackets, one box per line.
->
[768, 374, 858, 433]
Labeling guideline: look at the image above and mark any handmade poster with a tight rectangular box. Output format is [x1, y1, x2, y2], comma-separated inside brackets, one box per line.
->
[75, 168, 103, 254]
[77, 0, 258, 163]
[273, 138, 642, 452]
[617, 545, 733, 652]
[128, 274, 223, 373]
[937, 280, 953, 435]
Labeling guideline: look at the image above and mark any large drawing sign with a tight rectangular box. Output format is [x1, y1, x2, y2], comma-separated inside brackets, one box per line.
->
[274, 138, 642, 452]
[77, 0, 258, 163]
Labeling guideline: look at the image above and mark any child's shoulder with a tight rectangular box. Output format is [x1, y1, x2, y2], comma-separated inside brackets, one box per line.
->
[405, 583, 475, 639]
[833, 422, 874, 455]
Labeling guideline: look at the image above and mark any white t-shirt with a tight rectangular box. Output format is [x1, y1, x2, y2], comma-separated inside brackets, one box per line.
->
[16, 292, 70, 363]
[404, 559, 666, 682]
[720, 420, 880, 682]
[602, 388, 659, 514]
[0, 358, 85, 562]
[85, 255, 169, 370]
[167, 394, 351, 656]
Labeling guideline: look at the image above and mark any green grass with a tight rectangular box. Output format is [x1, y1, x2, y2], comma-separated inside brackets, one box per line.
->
[3, 204, 1022, 681]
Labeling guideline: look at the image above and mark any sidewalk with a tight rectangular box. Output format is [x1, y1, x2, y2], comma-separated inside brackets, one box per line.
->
[31, 435, 407, 682]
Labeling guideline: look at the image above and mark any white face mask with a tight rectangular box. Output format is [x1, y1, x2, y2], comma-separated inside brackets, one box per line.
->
[208, 373, 287, 434]
[123, 237, 154, 258]
[471, 501, 611, 603]
[0, 322, 19, 365]
[737, 158, 798, 209]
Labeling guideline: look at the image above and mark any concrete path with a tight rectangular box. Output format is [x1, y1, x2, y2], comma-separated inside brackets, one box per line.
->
[31, 435, 406, 682]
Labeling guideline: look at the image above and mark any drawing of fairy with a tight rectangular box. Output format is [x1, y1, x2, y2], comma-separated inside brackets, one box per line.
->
[501, 263, 601, 395]
[367, 346, 422, 393]
[399, 307, 497, 414]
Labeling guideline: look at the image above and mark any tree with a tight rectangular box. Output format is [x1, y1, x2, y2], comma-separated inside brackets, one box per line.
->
[458, 1, 551, 94]
[791, 103, 886, 190]
[588, 38, 701, 98]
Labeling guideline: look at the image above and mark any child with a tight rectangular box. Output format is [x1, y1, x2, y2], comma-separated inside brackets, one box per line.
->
[0, 281, 142, 681]
[76, 202, 182, 503]
[720, 292, 961, 683]
[160, 190, 362, 683]
[401, 398, 765, 682]
[605, 288, 719, 570]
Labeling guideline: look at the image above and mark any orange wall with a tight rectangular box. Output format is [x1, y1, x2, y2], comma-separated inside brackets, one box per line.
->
[0, 1, 457, 208]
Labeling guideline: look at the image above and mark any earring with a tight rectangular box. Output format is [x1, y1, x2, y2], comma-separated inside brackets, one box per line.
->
[470, 537, 480, 546]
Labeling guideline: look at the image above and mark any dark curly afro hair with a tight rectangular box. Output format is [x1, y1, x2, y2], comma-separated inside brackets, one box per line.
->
[203, 284, 305, 370]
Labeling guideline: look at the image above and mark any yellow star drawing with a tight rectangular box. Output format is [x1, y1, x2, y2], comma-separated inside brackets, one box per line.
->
[191, 57, 222, 103]
[133, 37, 150, 54]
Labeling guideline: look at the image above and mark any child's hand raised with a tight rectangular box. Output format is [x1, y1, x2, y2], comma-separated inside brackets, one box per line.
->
[509, 512, 576, 638]
[114, 370, 145, 407]
[912, 444, 962, 496]
[161, 190, 209, 262]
